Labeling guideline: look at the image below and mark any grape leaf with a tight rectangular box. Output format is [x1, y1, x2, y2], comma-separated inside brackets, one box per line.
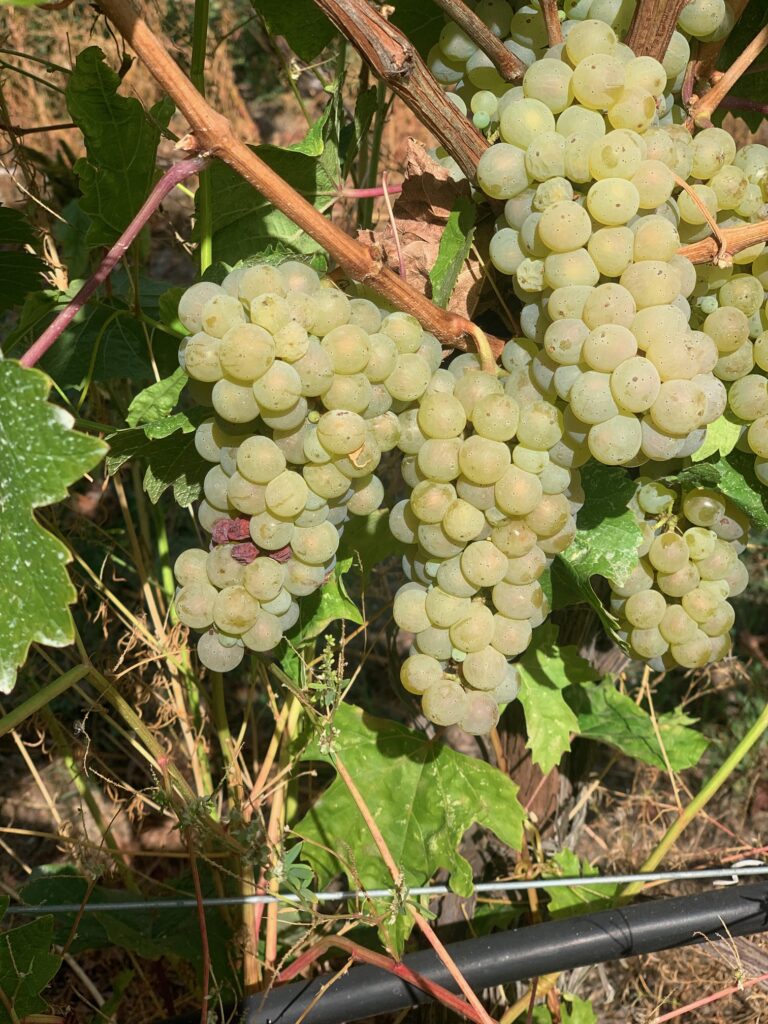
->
[65, 47, 174, 248]
[710, 448, 768, 530]
[250, 0, 336, 62]
[2, 289, 156, 389]
[0, 916, 60, 1024]
[552, 461, 641, 648]
[515, 625, 596, 773]
[106, 409, 207, 506]
[0, 362, 107, 693]
[126, 368, 188, 428]
[389, 0, 446, 56]
[337, 508, 405, 583]
[296, 704, 526, 948]
[532, 995, 597, 1024]
[429, 196, 477, 309]
[567, 680, 708, 771]
[0, 208, 46, 315]
[201, 93, 340, 267]
[542, 849, 619, 918]
[692, 412, 744, 462]
[288, 564, 363, 644]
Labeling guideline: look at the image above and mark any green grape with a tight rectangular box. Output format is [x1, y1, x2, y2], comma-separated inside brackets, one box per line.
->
[588, 414, 643, 464]
[176, 582, 218, 630]
[494, 465, 543, 516]
[678, 0, 727, 38]
[401, 654, 444, 695]
[582, 324, 637, 372]
[212, 585, 259, 634]
[477, 144, 530, 200]
[249, 512, 295, 550]
[588, 226, 635, 277]
[461, 540, 508, 588]
[492, 614, 533, 657]
[241, 611, 283, 652]
[449, 602, 495, 653]
[197, 631, 245, 671]
[422, 680, 468, 726]
[443, 499, 487, 543]
[425, 586, 472, 628]
[200, 294, 246, 338]
[630, 626, 669, 659]
[459, 692, 501, 734]
[587, 178, 641, 226]
[394, 582, 430, 633]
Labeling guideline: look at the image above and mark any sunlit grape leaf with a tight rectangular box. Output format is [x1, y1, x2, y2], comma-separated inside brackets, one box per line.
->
[0, 362, 107, 693]
[296, 703, 526, 949]
[66, 47, 174, 248]
[692, 412, 744, 462]
[201, 92, 340, 266]
[710, 448, 768, 530]
[288, 565, 363, 645]
[429, 196, 476, 309]
[567, 680, 708, 771]
[0, 916, 60, 1024]
[0, 208, 46, 315]
[516, 625, 596, 773]
[542, 849, 619, 918]
[106, 408, 207, 506]
[532, 992, 597, 1024]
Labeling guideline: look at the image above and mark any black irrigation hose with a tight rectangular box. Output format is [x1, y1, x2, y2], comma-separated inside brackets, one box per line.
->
[236, 883, 768, 1024]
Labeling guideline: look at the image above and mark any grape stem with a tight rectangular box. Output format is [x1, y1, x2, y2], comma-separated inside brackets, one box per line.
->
[431, 0, 526, 82]
[381, 172, 406, 279]
[672, 171, 729, 264]
[89, 0, 502, 353]
[539, 0, 563, 47]
[688, 20, 768, 126]
[623, 0, 691, 61]
[677, 217, 768, 265]
[312, 0, 490, 179]
[19, 155, 208, 368]
[466, 324, 499, 375]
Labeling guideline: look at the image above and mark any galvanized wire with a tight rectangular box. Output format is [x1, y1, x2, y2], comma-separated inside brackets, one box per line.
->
[6, 861, 768, 915]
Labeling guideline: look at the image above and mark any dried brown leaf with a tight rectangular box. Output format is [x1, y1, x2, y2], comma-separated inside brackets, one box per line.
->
[358, 140, 484, 320]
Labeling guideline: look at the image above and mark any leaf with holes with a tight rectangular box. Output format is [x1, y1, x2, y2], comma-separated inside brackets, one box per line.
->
[0, 362, 107, 693]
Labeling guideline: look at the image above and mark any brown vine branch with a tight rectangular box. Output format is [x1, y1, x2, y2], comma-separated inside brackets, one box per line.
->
[624, 0, 690, 60]
[540, 0, 564, 46]
[690, 21, 768, 124]
[678, 219, 768, 264]
[91, 0, 498, 360]
[333, 753, 498, 1024]
[672, 170, 727, 262]
[312, 0, 489, 179]
[0, 121, 76, 135]
[20, 155, 208, 368]
[691, 0, 751, 85]
[431, 0, 526, 82]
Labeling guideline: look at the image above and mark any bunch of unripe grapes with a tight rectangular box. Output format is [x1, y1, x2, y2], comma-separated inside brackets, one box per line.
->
[172, 260, 442, 671]
[391, 346, 582, 734]
[612, 481, 748, 669]
[430, 0, 732, 139]
[429, 10, 768, 472]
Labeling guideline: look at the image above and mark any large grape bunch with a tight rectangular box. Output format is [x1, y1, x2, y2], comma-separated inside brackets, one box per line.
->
[172, 261, 442, 671]
[428, 9, 768, 470]
[610, 480, 749, 668]
[390, 351, 583, 734]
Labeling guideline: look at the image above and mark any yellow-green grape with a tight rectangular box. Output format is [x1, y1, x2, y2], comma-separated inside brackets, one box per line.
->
[422, 680, 468, 726]
[206, 546, 245, 589]
[401, 654, 444, 695]
[176, 582, 218, 630]
[242, 611, 283, 652]
[200, 294, 246, 338]
[197, 631, 245, 671]
[477, 144, 530, 200]
[174, 547, 209, 587]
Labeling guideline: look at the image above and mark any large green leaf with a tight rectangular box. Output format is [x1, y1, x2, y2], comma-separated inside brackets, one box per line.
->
[251, 0, 337, 62]
[65, 46, 173, 248]
[3, 289, 156, 389]
[515, 625, 596, 773]
[0, 208, 46, 315]
[568, 680, 708, 771]
[0, 916, 60, 1024]
[201, 96, 340, 267]
[106, 409, 207, 506]
[296, 704, 526, 946]
[0, 362, 107, 693]
[126, 367, 188, 428]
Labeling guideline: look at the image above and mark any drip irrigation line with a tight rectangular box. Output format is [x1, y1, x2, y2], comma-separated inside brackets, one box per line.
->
[242, 882, 768, 1024]
[6, 861, 768, 916]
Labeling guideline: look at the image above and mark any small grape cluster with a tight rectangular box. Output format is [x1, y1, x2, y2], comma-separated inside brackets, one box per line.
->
[612, 481, 749, 669]
[390, 352, 582, 734]
[172, 260, 442, 670]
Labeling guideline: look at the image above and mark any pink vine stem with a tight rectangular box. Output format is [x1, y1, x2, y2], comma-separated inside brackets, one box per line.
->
[20, 155, 209, 369]
[335, 184, 403, 199]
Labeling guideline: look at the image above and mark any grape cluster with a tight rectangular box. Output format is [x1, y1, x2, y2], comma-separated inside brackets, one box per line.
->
[612, 481, 748, 669]
[390, 354, 582, 734]
[172, 261, 442, 671]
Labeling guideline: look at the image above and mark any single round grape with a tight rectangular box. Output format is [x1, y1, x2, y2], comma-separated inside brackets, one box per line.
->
[587, 178, 641, 226]
[197, 631, 245, 671]
[625, 589, 667, 629]
[537, 201, 593, 252]
[678, 0, 727, 38]
[566, 19, 618, 64]
[450, 602, 495, 653]
[176, 582, 218, 630]
[200, 294, 246, 338]
[394, 582, 430, 634]
[477, 144, 530, 200]
[492, 614, 533, 657]
[213, 585, 259, 634]
[307, 288, 351, 336]
[174, 548, 209, 587]
[611, 558, 654, 597]
[385, 354, 432, 402]
[459, 692, 501, 735]
[505, 545, 547, 584]
[459, 435, 512, 486]
[316, 409, 368, 456]
[583, 324, 637, 372]
[242, 558, 285, 602]
[178, 283, 225, 334]
[729, 375, 768, 421]
[649, 380, 708, 435]
[570, 371, 619, 425]
[516, 400, 563, 449]
[491, 520, 538, 559]
[425, 586, 472, 629]
[683, 489, 727, 528]
[494, 466, 543, 517]
[524, 56, 573, 113]
[608, 88, 657, 133]
[544, 319, 589, 366]
[290, 521, 339, 565]
[236, 436, 286, 485]
[715, 339, 755, 382]
[525, 492, 571, 537]
[461, 540, 508, 588]
[582, 283, 637, 328]
[657, 561, 701, 598]
[659, 604, 698, 644]
[249, 512, 295, 551]
[648, 532, 690, 573]
[418, 522, 465, 559]
[630, 626, 669, 659]
[184, 333, 224, 383]
[422, 680, 468, 726]
[206, 545, 246, 589]
[588, 226, 634, 277]
[588, 414, 643, 465]
[401, 654, 444, 695]
[241, 610, 283, 652]
[620, 261, 682, 309]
